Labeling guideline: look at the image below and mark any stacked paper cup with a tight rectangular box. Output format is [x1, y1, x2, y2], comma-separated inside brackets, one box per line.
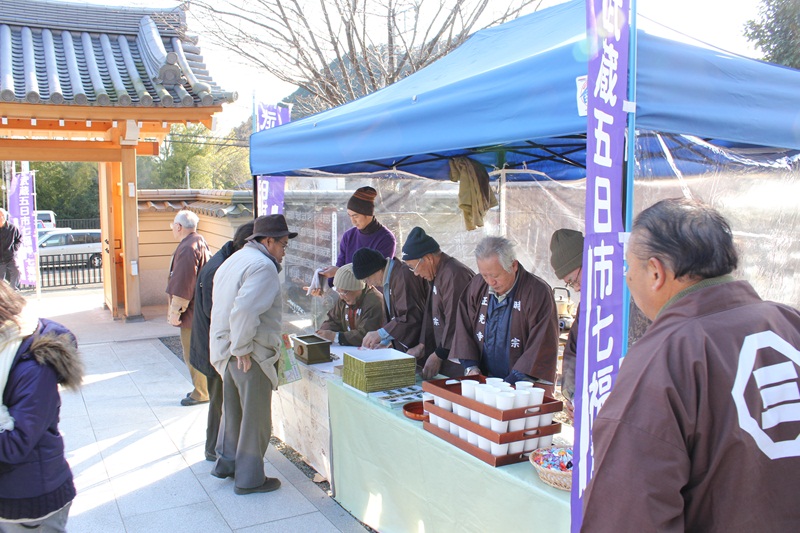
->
[524, 387, 545, 452]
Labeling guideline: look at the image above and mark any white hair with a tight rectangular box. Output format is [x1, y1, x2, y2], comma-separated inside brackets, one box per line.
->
[173, 210, 199, 230]
[474, 236, 516, 272]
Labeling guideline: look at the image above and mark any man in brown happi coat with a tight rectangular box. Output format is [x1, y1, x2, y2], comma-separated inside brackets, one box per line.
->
[352, 247, 429, 352]
[402, 227, 475, 379]
[451, 236, 559, 392]
[316, 263, 385, 346]
[582, 198, 800, 532]
[166, 209, 211, 406]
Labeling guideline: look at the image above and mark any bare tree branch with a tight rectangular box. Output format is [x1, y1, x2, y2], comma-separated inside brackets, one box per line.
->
[188, 0, 543, 117]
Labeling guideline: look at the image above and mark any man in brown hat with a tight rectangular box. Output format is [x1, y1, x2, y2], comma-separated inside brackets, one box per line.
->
[549, 228, 584, 420]
[402, 227, 475, 379]
[315, 186, 396, 290]
[208, 214, 297, 495]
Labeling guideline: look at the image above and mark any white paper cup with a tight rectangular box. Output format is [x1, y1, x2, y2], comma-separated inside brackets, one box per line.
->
[523, 438, 540, 452]
[496, 391, 515, 410]
[485, 377, 504, 386]
[525, 414, 541, 429]
[515, 381, 534, 390]
[478, 436, 492, 452]
[508, 440, 525, 454]
[509, 418, 526, 432]
[490, 442, 510, 457]
[540, 413, 554, 427]
[481, 388, 498, 408]
[437, 417, 449, 432]
[539, 435, 553, 448]
[478, 413, 491, 429]
[449, 423, 459, 436]
[457, 426, 469, 441]
[423, 393, 434, 413]
[460, 379, 478, 400]
[454, 404, 470, 419]
[529, 387, 545, 410]
[470, 409, 480, 423]
[429, 414, 440, 426]
[440, 398, 453, 412]
[467, 431, 479, 446]
[490, 418, 509, 433]
[509, 390, 530, 431]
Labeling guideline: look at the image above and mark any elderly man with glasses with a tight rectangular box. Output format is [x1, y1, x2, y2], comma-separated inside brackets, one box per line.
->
[315, 264, 385, 346]
[209, 214, 297, 495]
[402, 227, 475, 379]
[549, 228, 584, 420]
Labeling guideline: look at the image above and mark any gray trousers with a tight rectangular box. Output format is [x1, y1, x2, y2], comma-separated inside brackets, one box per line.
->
[205, 370, 223, 460]
[0, 501, 71, 532]
[0, 260, 19, 290]
[214, 358, 273, 490]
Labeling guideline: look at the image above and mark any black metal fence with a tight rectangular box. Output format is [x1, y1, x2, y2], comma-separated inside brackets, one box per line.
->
[36, 253, 103, 288]
[58, 218, 100, 230]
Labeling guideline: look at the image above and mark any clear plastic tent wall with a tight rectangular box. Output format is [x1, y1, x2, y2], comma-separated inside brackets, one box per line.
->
[278, 133, 800, 336]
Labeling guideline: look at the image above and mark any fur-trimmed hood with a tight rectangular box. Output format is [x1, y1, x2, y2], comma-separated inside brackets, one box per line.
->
[28, 328, 83, 390]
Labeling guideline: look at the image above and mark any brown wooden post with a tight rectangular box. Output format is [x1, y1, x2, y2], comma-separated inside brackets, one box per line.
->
[120, 120, 142, 320]
[97, 162, 119, 317]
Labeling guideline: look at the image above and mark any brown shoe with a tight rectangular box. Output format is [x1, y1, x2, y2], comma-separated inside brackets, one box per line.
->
[234, 478, 281, 495]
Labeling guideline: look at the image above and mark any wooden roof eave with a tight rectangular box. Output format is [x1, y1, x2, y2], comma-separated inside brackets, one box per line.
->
[0, 102, 223, 130]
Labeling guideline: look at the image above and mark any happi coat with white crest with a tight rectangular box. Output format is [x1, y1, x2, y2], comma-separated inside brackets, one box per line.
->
[450, 263, 559, 382]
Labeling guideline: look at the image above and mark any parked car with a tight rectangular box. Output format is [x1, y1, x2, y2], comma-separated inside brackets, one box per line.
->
[35, 210, 57, 229]
[38, 229, 102, 268]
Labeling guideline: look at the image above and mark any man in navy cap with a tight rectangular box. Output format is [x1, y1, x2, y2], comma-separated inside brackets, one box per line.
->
[403, 227, 475, 379]
[352, 247, 428, 352]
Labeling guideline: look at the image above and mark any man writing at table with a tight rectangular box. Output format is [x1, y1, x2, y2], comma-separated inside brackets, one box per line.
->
[402, 227, 475, 379]
[315, 263, 385, 346]
[352, 247, 428, 352]
[451, 236, 559, 393]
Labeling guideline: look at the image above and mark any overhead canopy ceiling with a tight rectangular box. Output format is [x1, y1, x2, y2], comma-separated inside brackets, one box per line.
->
[249, 0, 800, 181]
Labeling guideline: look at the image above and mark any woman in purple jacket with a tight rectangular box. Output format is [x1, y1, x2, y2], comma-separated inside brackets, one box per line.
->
[0, 283, 83, 531]
[316, 186, 396, 289]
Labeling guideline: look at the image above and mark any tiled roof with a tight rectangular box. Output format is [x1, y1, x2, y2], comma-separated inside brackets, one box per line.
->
[0, 0, 237, 108]
[137, 189, 253, 218]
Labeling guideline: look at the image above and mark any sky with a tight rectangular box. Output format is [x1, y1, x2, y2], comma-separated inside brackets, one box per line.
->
[75, 0, 764, 133]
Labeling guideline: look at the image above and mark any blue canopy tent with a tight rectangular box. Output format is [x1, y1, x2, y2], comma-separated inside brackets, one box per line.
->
[250, 0, 800, 181]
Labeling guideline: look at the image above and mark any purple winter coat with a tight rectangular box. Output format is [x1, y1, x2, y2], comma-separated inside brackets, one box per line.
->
[0, 319, 83, 520]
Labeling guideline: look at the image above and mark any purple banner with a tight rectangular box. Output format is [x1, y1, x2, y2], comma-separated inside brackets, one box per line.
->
[255, 103, 291, 132]
[8, 171, 38, 286]
[255, 175, 287, 216]
[572, 0, 630, 529]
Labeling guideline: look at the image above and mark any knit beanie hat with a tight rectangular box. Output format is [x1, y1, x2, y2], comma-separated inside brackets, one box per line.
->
[352, 248, 386, 279]
[402, 227, 440, 261]
[333, 264, 365, 291]
[347, 186, 377, 216]
[550, 229, 584, 279]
